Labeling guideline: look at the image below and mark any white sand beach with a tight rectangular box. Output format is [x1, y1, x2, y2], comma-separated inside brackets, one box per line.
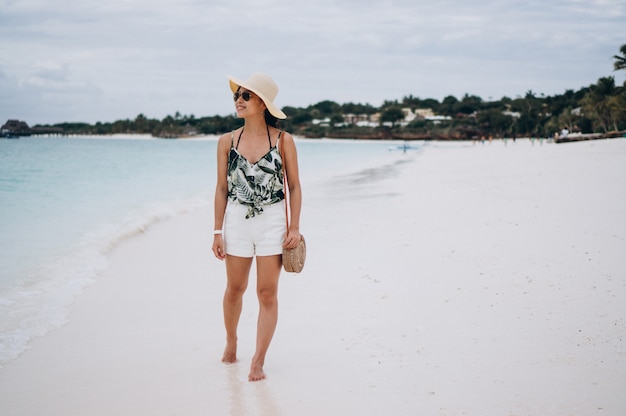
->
[1, 138, 625, 415]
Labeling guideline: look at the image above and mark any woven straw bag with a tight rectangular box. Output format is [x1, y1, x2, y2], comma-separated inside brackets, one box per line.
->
[280, 133, 306, 273]
[283, 235, 306, 273]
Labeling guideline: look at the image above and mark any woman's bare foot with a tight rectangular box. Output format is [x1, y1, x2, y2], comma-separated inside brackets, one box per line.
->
[248, 364, 266, 382]
[221, 340, 237, 363]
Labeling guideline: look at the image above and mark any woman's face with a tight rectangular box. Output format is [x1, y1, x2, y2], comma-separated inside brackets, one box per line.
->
[234, 87, 266, 117]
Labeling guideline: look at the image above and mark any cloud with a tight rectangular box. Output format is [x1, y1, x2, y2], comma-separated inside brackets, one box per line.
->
[0, 0, 624, 124]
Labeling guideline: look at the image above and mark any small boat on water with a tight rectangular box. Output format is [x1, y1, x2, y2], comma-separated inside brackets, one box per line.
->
[388, 141, 419, 152]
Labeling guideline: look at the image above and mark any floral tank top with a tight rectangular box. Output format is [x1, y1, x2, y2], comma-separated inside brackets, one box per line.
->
[227, 128, 284, 219]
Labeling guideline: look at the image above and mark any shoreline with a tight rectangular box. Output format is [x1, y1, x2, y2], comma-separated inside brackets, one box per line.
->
[0, 137, 404, 368]
[1, 139, 625, 414]
[9, 130, 626, 142]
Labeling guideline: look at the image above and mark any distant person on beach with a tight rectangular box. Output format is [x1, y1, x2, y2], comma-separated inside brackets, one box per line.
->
[212, 73, 302, 381]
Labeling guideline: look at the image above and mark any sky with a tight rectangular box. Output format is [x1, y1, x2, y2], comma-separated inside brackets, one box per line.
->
[1, 0, 625, 125]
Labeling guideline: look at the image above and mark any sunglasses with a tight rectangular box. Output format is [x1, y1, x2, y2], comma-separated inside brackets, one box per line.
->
[233, 91, 253, 102]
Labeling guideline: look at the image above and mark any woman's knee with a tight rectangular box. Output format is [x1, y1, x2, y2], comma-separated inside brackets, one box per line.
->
[225, 282, 247, 301]
[257, 286, 277, 306]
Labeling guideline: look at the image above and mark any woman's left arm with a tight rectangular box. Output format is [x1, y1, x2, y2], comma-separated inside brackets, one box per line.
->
[282, 132, 302, 249]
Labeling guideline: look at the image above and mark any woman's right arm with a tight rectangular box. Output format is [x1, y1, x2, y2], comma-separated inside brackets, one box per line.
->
[212, 133, 231, 260]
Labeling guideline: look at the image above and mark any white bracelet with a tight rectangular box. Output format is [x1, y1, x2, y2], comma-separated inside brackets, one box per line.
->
[213, 230, 223, 235]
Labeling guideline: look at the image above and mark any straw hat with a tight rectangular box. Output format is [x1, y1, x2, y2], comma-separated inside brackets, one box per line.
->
[227, 73, 287, 119]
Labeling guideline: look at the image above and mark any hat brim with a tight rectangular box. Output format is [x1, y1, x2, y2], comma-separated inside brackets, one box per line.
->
[228, 75, 287, 120]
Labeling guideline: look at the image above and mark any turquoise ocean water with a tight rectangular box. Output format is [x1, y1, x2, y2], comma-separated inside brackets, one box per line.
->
[0, 135, 417, 366]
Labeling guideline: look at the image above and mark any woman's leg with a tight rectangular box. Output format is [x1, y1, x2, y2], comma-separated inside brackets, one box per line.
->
[222, 255, 253, 363]
[249, 254, 282, 381]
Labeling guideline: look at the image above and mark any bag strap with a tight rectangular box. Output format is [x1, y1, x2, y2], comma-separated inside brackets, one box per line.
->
[279, 131, 289, 231]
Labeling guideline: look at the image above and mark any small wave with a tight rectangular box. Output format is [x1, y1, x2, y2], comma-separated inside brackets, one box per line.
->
[0, 195, 211, 368]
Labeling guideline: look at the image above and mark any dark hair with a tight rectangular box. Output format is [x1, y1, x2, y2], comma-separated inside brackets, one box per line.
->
[264, 109, 280, 128]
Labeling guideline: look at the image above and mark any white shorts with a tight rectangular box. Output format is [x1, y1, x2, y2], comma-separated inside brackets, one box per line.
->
[224, 201, 286, 257]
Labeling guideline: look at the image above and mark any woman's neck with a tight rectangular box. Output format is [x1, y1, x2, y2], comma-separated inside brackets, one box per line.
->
[243, 115, 268, 136]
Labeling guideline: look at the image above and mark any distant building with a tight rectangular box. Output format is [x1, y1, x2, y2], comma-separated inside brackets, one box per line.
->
[401, 108, 417, 123]
[317, 108, 452, 129]
[1, 119, 31, 137]
[413, 108, 435, 119]
[503, 110, 521, 118]
[342, 113, 379, 127]
[342, 113, 369, 124]
[312, 117, 331, 126]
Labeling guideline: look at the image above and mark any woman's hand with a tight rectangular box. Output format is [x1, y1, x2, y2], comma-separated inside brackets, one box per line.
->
[282, 228, 302, 249]
[212, 235, 226, 260]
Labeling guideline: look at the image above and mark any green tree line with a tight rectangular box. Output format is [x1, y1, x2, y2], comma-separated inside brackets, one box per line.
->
[34, 45, 626, 140]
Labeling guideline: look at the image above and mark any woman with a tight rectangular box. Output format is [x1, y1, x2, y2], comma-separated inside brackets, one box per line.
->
[212, 73, 302, 381]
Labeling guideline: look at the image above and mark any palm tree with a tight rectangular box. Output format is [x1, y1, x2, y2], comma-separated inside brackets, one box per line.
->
[614, 44, 626, 71]
[581, 77, 619, 133]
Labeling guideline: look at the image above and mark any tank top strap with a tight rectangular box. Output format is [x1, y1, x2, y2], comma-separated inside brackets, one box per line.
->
[235, 129, 244, 149]
[276, 130, 283, 152]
